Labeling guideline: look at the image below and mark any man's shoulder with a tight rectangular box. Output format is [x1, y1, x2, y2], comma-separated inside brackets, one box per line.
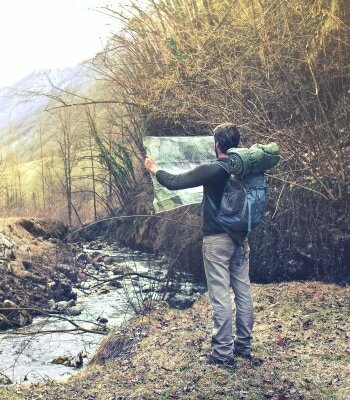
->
[199, 160, 229, 187]
[203, 158, 229, 167]
[198, 160, 229, 174]
[212, 159, 230, 174]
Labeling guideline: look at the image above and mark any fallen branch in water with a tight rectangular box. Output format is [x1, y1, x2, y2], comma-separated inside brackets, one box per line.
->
[1, 327, 105, 335]
[80, 270, 164, 289]
[0, 307, 107, 335]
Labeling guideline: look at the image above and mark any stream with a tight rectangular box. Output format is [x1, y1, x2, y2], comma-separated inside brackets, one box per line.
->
[0, 243, 206, 385]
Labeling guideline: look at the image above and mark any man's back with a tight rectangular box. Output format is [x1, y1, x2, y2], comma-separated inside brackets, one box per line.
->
[155, 158, 230, 235]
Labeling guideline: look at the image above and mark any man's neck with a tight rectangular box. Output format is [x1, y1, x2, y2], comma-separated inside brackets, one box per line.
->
[217, 153, 228, 159]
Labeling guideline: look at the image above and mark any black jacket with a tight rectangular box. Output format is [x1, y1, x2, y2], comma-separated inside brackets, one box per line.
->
[155, 157, 230, 236]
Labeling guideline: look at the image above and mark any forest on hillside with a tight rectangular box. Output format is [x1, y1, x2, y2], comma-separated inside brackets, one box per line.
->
[1, 0, 349, 281]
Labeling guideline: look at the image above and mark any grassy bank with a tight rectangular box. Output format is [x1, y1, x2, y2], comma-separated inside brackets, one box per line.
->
[1, 281, 349, 399]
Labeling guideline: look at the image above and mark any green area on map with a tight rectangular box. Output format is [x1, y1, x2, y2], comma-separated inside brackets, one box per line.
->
[144, 136, 215, 213]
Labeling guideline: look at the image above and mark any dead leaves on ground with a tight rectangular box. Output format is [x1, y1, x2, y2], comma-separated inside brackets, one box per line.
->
[2, 282, 350, 400]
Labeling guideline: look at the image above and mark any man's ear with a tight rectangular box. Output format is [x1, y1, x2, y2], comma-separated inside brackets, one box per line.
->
[215, 141, 220, 152]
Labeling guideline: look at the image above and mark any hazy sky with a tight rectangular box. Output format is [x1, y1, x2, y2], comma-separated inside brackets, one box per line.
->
[0, 0, 124, 87]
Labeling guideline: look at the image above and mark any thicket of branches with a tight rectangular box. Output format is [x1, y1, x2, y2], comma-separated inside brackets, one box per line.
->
[90, 0, 349, 281]
[93, 0, 349, 200]
[1, 0, 348, 279]
[0, 98, 137, 225]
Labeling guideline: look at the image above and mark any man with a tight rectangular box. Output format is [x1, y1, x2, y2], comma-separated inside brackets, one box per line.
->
[144, 123, 254, 366]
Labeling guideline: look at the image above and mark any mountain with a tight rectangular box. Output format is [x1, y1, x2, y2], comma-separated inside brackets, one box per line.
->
[0, 64, 97, 161]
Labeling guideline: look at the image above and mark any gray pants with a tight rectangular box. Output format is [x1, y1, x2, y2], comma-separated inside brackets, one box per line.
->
[202, 233, 254, 360]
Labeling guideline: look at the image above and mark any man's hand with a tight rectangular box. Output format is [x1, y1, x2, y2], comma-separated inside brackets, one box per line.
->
[144, 155, 158, 176]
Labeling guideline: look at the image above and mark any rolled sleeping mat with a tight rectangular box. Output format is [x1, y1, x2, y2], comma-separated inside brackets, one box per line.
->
[250, 142, 280, 173]
[227, 142, 280, 176]
[226, 148, 251, 176]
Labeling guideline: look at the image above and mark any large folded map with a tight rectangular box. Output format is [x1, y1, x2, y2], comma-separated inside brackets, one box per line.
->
[144, 136, 215, 213]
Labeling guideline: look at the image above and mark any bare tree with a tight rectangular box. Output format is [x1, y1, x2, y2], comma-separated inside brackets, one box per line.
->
[50, 106, 84, 226]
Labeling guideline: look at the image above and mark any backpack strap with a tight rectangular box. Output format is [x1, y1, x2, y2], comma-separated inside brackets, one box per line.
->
[214, 160, 231, 174]
[207, 194, 218, 211]
[206, 160, 231, 211]
[209, 161, 244, 266]
[247, 198, 252, 233]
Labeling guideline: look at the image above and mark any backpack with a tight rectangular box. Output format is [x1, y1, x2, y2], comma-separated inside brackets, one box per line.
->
[206, 142, 279, 250]
[207, 161, 268, 264]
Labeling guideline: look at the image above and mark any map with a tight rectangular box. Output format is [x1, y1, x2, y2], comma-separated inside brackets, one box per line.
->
[144, 136, 216, 213]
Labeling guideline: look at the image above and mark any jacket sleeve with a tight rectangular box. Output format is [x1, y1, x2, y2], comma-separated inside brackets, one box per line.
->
[155, 164, 223, 190]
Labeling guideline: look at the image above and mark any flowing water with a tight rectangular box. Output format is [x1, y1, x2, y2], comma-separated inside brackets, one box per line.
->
[0, 243, 205, 384]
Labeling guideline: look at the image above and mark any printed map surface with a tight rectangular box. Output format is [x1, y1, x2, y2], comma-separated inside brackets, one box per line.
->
[144, 136, 215, 213]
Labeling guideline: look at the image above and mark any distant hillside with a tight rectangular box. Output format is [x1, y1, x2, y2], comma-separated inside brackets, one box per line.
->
[0, 65, 97, 162]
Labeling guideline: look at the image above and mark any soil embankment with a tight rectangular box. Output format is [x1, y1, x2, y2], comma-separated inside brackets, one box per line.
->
[78, 176, 350, 285]
[109, 204, 204, 279]
[76, 173, 350, 284]
[0, 218, 78, 330]
[75, 180, 206, 281]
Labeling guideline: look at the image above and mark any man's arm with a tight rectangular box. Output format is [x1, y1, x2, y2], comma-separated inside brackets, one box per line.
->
[144, 155, 224, 190]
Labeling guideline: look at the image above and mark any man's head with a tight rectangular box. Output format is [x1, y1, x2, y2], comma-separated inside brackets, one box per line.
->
[213, 123, 240, 157]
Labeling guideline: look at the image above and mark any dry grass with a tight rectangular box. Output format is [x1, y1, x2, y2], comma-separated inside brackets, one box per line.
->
[2, 281, 349, 399]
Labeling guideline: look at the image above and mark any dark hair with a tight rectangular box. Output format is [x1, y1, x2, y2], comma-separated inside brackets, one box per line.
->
[213, 123, 240, 153]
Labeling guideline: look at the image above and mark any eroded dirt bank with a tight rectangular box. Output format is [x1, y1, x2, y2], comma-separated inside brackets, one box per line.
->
[0, 218, 77, 330]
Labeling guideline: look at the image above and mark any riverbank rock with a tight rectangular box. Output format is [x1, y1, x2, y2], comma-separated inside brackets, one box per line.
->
[97, 287, 110, 295]
[103, 256, 115, 265]
[97, 316, 108, 324]
[88, 242, 103, 251]
[48, 299, 56, 310]
[108, 279, 123, 289]
[0, 314, 12, 330]
[167, 294, 195, 309]
[22, 260, 33, 270]
[1, 300, 33, 327]
[69, 306, 83, 316]
[0, 233, 16, 261]
[111, 264, 134, 275]
[76, 252, 90, 264]
[80, 281, 93, 290]
[55, 301, 70, 311]
[52, 351, 84, 368]
[51, 279, 77, 302]
[91, 261, 101, 271]
[55, 299, 76, 311]
[0, 233, 16, 273]
[0, 372, 12, 385]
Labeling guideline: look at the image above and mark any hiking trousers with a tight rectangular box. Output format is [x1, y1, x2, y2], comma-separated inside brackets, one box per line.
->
[202, 233, 254, 360]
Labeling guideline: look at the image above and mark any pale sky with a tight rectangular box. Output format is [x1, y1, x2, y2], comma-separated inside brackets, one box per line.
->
[0, 0, 125, 88]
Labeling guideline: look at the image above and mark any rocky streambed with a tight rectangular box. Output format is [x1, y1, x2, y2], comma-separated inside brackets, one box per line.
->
[0, 241, 205, 385]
